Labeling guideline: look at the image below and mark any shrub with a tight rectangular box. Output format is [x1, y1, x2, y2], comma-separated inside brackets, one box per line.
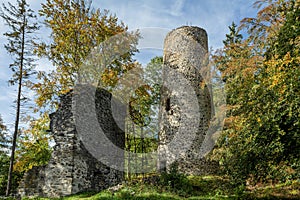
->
[159, 162, 193, 196]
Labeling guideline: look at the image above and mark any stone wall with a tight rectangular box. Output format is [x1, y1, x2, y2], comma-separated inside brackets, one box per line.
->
[158, 26, 218, 175]
[18, 87, 125, 197]
[17, 26, 219, 197]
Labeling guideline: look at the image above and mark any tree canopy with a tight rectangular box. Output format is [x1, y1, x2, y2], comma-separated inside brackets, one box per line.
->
[212, 0, 300, 185]
[33, 0, 139, 110]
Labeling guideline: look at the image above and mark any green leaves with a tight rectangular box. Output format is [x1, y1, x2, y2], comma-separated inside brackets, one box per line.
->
[128, 57, 162, 127]
[223, 22, 243, 46]
[34, 0, 138, 110]
[0, 115, 10, 154]
[14, 114, 52, 173]
[212, 0, 300, 185]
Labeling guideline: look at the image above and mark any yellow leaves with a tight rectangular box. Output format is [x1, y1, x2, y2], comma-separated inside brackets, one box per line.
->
[216, 41, 264, 85]
[257, 117, 263, 127]
[61, 88, 72, 94]
[35, 0, 137, 109]
[211, 0, 300, 183]
[257, 116, 261, 122]
[242, 67, 255, 79]
[23, 114, 50, 138]
[263, 51, 296, 93]
[224, 116, 240, 129]
[101, 68, 119, 87]
[14, 114, 52, 173]
[123, 62, 137, 72]
[268, 72, 281, 89]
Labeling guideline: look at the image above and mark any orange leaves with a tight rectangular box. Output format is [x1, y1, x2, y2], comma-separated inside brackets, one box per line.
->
[215, 41, 263, 86]
[211, 0, 300, 184]
[224, 116, 238, 129]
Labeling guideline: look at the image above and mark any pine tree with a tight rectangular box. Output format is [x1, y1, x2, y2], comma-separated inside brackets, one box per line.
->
[216, 22, 244, 83]
[222, 22, 242, 47]
[0, 0, 38, 195]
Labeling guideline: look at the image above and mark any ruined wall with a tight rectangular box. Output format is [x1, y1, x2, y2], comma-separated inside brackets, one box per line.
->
[18, 87, 125, 197]
[158, 26, 217, 175]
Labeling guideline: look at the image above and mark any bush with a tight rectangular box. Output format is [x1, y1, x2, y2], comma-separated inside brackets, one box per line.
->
[0, 154, 24, 196]
[159, 162, 193, 196]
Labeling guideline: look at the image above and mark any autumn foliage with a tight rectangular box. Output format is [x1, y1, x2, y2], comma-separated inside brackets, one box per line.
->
[212, 0, 299, 185]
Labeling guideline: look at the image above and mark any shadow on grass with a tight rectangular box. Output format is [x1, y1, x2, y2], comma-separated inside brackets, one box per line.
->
[24, 176, 298, 200]
[187, 176, 300, 200]
[240, 193, 300, 200]
[94, 195, 180, 200]
[188, 175, 235, 196]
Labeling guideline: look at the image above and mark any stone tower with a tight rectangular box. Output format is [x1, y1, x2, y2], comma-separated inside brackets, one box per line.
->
[158, 26, 216, 175]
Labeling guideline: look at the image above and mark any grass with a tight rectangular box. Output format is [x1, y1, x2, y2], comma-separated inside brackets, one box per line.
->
[20, 176, 299, 200]
[244, 179, 300, 199]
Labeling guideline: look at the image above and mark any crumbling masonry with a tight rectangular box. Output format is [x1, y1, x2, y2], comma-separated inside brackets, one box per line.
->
[18, 26, 218, 197]
[158, 26, 217, 175]
[18, 88, 125, 197]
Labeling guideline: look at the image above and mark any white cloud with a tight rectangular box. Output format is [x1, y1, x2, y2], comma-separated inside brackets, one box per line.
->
[136, 27, 170, 50]
[0, 0, 259, 128]
[92, 0, 257, 49]
[170, 0, 185, 16]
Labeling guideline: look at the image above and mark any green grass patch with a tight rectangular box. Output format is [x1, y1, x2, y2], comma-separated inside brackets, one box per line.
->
[20, 176, 299, 200]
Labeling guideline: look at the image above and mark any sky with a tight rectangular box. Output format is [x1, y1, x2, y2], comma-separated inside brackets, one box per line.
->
[0, 0, 257, 130]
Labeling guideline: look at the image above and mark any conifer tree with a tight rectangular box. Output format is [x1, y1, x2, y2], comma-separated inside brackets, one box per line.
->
[0, 0, 38, 195]
[223, 22, 242, 46]
[213, 0, 299, 185]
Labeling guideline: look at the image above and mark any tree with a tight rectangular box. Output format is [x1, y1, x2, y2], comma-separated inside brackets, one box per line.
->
[0, 116, 20, 195]
[222, 22, 243, 47]
[122, 57, 162, 179]
[240, 0, 285, 53]
[0, 115, 10, 153]
[266, 0, 300, 59]
[33, 0, 139, 111]
[212, 0, 300, 185]
[126, 56, 162, 127]
[0, 0, 38, 195]
[244, 0, 300, 181]
[14, 114, 52, 173]
[217, 22, 245, 82]
[0, 115, 10, 195]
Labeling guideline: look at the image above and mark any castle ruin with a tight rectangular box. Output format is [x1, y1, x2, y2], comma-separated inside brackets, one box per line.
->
[18, 87, 125, 197]
[17, 26, 217, 197]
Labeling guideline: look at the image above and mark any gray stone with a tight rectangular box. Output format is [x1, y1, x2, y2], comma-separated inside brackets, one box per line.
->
[18, 86, 125, 197]
[18, 26, 219, 198]
[158, 26, 218, 175]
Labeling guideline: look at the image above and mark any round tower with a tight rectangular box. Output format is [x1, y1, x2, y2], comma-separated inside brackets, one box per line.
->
[158, 26, 214, 175]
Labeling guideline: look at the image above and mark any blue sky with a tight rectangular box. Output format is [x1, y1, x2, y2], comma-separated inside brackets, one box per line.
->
[0, 0, 257, 130]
